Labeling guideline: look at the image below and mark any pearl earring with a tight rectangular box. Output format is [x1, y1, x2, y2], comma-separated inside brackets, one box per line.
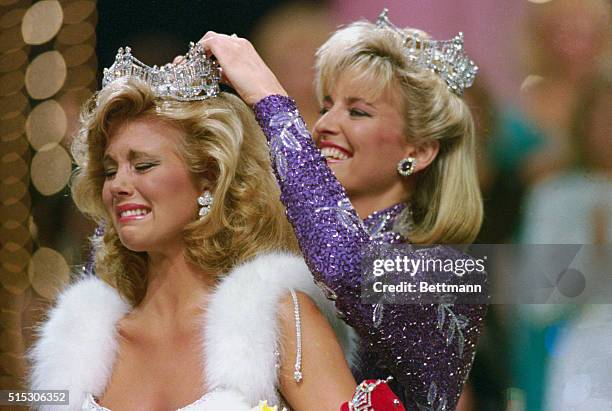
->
[197, 190, 213, 219]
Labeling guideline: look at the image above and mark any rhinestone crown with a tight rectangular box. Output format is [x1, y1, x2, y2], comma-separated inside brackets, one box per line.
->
[376, 9, 478, 95]
[102, 42, 221, 101]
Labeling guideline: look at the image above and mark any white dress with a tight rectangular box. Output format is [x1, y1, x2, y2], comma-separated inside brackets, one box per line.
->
[29, 252, 356, 411]
[81, 391, 222, 410]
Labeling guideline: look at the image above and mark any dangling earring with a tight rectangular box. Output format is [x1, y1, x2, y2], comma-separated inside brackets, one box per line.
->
[197, 190, 213, 219]
[397, 157, 417, 176]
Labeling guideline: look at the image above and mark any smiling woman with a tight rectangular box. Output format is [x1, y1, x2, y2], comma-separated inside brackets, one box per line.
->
[314, 75, 413, 214]
[201, 8, 487, 410]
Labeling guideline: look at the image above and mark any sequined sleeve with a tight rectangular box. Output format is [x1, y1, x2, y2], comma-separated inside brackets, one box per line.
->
[253, 95, 370, 299]
[253, 95, 488, 410]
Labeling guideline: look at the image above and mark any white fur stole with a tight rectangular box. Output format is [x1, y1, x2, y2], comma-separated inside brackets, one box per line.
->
[28, 252, 356, 410]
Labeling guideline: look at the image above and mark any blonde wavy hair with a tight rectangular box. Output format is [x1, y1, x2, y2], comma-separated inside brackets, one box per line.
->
[315, 21, 483, 245]
[71, 80, 297, 305]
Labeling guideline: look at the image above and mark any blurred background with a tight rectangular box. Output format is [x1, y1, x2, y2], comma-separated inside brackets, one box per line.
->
[0, 0, 610, 409]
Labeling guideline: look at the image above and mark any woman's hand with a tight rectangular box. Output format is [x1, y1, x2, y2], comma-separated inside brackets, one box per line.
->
[196, 32, 288, 106]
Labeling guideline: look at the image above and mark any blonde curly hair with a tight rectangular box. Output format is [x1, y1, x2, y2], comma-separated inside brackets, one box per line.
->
[71, 80, 297, 305]
[316, 21, 483, 245]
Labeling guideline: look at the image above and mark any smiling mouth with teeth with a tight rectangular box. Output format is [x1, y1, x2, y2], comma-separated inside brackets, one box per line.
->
[119, 209, 150, 219]
[320, 147, 351, 161]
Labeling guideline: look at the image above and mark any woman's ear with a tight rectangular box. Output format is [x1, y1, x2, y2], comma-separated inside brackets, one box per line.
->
[404, 140, 440, 173]
[196, 174, 212, 194]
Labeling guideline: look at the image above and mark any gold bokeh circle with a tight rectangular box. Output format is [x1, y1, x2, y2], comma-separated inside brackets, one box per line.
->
[26, 100, 67, 150]
[29, 247, 70, 300]
[25, 51, 67, 99]
[21, 0, 64, 45]
[30, 144, 72, 196]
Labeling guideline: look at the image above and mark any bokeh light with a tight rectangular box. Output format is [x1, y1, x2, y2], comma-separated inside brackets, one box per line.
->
[0, 176, 28, 204]
[520, 74, 545, 92]
[65, 65, 95, 89]
[0, 25, 24, 52]
[28, 247, 70, 300]
[0, 243, 30, 273]
[30, 144, 72, 196]
[25, 50, 66, 99]
[0, 0, 22, 6]
[62, 0, 95, 24]
[0, 114, 25, 135]
[0, 224, 31, 248]
[26, 100, 67, 150]
[0, 71, 25, 95]
[62, 44, 94, 67]
[0, 0, 98, 391]
[0, 49, 28, 72]
[0, 92, 27, 118]
[21, 0, 63, 45]
[0, 7, 26, 29]
[0, 152, 28, 180]
[0, 272, 30, 295]
[0, 243, 31, 295]
[0, 201, 29, 224]
[1, 133, 29, 156]
[56, 21, 94, 45]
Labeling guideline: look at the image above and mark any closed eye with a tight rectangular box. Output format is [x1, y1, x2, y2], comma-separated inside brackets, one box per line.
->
[135, 163, 156, 172]
[103, 169, 117, 178]
[349, 108, 371, 117]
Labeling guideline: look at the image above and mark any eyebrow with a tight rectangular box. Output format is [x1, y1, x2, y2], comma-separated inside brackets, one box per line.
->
[102, 150, 158, 164]
[323, 95, 376, 108]
[347, 97, 376, 108]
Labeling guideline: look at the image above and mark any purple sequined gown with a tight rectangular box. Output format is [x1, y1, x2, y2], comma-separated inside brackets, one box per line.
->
[254, 95, 488, 410]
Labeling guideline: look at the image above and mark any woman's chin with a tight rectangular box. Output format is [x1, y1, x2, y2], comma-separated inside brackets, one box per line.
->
[325, 157, 350, 168]
[117, 236, 150, 253]
[326, 159, 346, 176]
[122, 244, 149, 253]
[327, 162, 350, 187]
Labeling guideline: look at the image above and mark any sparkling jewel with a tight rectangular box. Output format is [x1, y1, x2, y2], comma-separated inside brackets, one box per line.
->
[198, 191, 213, 206]
[102, 42, 220, 101]
[397, 157, 416, 177]
[376, 9, 478, 95]
[198, 191, 213, 218]
[290, 289, 303, 383]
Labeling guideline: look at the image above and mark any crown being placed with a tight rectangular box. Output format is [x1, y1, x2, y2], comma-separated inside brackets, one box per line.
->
[376, 9, 477, 95]
[102, 42, 221, 101]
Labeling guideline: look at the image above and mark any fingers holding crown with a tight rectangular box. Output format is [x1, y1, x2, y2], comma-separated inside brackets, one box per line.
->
[168, 31, 286, 105]
[172, 32, 242, 65]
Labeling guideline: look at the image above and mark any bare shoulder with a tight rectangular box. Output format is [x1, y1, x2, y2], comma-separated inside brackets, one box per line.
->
[277, 291, 355, 411]
[276, 290, 340, 353]
[277, 290, 323, 322]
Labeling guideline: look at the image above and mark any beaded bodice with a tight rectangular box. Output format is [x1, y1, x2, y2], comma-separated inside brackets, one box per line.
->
[363, 203, 409, 243]
[254, 95, 488, 410]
